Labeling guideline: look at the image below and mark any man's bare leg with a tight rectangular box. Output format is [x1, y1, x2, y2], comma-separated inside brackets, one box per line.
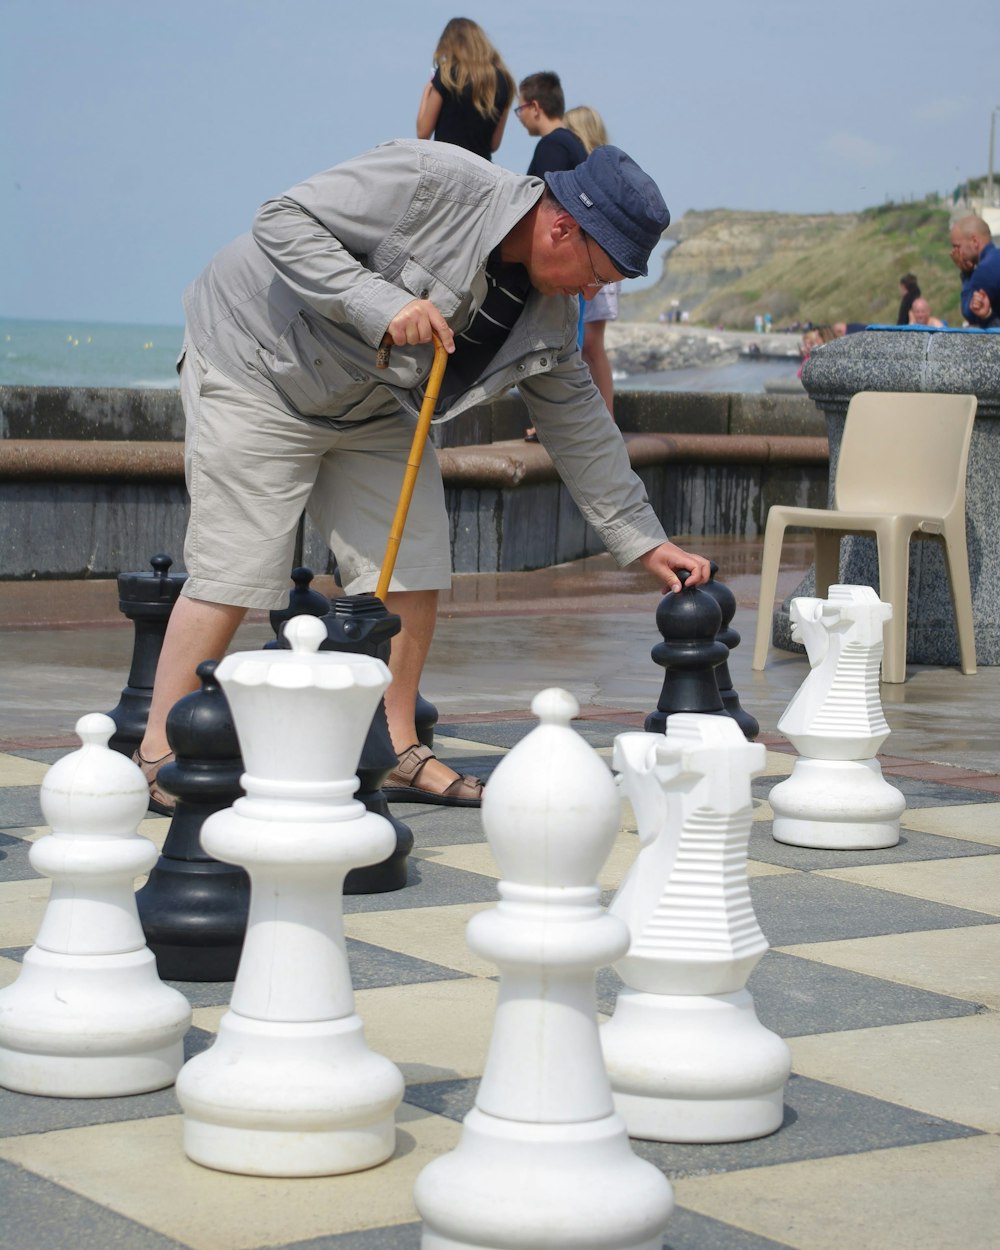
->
[384, 588, 467, 794]
[138, 597, 248, 760]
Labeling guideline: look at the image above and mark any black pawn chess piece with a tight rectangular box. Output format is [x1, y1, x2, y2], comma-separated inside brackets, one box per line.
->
[702, 562, 759, 741]
[135, 660, 249, 981]
[645, 570, 730, 734]
[269, 566, 331, 636]
[279, 593, 414, 894]
[107, 554, 187, 757]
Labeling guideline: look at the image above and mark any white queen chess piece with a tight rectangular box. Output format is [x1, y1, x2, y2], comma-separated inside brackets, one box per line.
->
[601, 715, 791, 1142]
[769, 585, 905, 849]
[414, 689, 674, 1250]
[0, 713, 191, 1096]
[175, 615, 404, 1177]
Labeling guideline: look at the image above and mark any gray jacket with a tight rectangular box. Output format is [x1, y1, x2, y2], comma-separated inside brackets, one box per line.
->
[183, 139, 668, 566]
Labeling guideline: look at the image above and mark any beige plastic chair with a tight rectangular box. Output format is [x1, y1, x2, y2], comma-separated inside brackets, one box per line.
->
[752, 390, 978, 684]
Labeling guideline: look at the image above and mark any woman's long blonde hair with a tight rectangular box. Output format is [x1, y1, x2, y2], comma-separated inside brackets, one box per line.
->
[434, 17, 515, 121]
[565, 105, 609, 154]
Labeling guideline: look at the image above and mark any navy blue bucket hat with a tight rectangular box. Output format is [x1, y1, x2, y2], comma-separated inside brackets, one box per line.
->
[544, 145, 670, 278]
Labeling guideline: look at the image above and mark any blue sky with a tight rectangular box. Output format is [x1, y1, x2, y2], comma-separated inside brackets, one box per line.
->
[3, 0, 998, 323]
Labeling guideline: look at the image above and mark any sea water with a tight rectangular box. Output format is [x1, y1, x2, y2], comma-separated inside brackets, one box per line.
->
[0, 316, 801, 394]
[0, 317, 184, 389]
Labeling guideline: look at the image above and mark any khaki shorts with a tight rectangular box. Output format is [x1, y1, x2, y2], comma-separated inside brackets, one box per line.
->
[180, 347, 452, 610]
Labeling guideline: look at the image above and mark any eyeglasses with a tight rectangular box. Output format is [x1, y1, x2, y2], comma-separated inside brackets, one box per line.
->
[581, 232, 613, 289]
[514, 102, 532, 116]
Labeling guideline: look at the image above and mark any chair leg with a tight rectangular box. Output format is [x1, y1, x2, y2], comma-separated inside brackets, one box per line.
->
[941, 529, 977, 675]
[753, 516, 787, 670]
[813, 529, 842, 599]
[876, 534, 910, 684]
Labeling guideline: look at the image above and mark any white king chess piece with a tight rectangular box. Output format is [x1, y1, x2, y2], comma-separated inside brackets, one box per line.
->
[769, 585, 905, 849]
[175, 615, 404, 1177]
[601, 715, 791, 1143]
[414, 689, 674, 1250]
[0, 713, 191, 1097]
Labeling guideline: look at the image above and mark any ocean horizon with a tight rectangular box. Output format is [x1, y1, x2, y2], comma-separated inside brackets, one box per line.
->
[0, 315, 800, 394]
[0, 316, 184, 389]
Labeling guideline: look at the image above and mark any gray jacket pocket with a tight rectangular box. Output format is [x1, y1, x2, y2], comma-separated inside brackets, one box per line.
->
[258, 312, 389, 419]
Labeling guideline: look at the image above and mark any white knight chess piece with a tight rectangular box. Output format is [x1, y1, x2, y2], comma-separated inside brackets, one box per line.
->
[601, 715, 791, 1143]
[769, 585, 905, 849]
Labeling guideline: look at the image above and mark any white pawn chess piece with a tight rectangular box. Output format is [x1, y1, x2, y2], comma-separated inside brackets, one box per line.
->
[414, 688, 674, 1250]
[769, 585, 905, 849]
[0, 713, 191, 1096]
[175, 615, 404, 1177]
[601, 715, 791, 1143]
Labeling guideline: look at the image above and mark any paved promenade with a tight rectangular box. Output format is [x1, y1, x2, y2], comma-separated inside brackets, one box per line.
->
[2, 544, 998, 1249]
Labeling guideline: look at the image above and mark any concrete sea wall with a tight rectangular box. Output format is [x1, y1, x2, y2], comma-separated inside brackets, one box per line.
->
[0, 385, 828, 581]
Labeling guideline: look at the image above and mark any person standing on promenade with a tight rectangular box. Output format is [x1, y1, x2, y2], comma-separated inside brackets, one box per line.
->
[516, 71, 587, 440]
[415, 17, 515, 162]
[515, 71, 587, 177]
[565, 105, 620, 418]
[896, 273, 920, 325]
[133, 140, 711, 813]
[949, 215, 1000, 327]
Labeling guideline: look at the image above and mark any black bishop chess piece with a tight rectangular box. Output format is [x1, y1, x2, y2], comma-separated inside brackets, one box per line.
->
[276, 591, 414, 894]
[645, 569, 730, 734]
[107, 554, 187, 758]
[135, 659, 249, 981]
[702, 562, 759, 741]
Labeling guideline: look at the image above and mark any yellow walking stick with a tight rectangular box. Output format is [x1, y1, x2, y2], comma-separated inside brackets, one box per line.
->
[373, 331, 450, 602]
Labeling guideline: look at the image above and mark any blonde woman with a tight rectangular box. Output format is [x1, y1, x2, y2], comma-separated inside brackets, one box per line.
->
[565, 105, 620, 417]
[416, 18, 515, 162]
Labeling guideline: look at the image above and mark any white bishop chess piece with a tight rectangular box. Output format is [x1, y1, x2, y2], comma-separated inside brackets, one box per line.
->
[769, 585, 905, 849]
[601, 714, 791, 1143]
[0, 713, 191, 1096]
[414, 688, 674, 1250]
[175, 615, 404, 1177]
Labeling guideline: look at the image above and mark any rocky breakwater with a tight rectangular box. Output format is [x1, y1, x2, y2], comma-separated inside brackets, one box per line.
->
[605, 323, 801, 378]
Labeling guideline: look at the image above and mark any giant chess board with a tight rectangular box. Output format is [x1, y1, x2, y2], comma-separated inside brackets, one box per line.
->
[2, 717, 999, 1250]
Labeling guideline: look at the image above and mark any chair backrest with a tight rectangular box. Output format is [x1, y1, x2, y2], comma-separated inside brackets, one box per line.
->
[834, 391, 978, 519]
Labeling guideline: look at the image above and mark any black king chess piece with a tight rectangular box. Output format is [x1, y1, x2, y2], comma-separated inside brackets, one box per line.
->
[702, 562, 760, 741]
[135, 659, 249, 981]
[107, 554, 187, 758]
[645, 568, 730, 734]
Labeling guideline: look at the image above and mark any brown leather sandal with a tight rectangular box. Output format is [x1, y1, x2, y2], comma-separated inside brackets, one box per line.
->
[132, 748, 177, 817]
[383, 743, 484, 808]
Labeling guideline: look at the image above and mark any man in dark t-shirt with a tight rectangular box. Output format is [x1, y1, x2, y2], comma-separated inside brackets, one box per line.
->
[516, 71, 586, 177]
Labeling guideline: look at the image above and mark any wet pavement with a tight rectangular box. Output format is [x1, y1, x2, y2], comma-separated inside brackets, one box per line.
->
[2, 538, 997, 775]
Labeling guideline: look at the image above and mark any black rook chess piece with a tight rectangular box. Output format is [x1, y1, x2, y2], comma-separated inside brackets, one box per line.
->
[645, 570, 730, 734]
[702, 562, 759, 741]
[135, 660, 249, 981]
[107, 554, 187, 757]
[275, 564, 438, 748]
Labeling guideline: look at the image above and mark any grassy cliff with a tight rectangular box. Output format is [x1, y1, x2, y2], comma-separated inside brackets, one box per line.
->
[622, 200, 963, 329]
